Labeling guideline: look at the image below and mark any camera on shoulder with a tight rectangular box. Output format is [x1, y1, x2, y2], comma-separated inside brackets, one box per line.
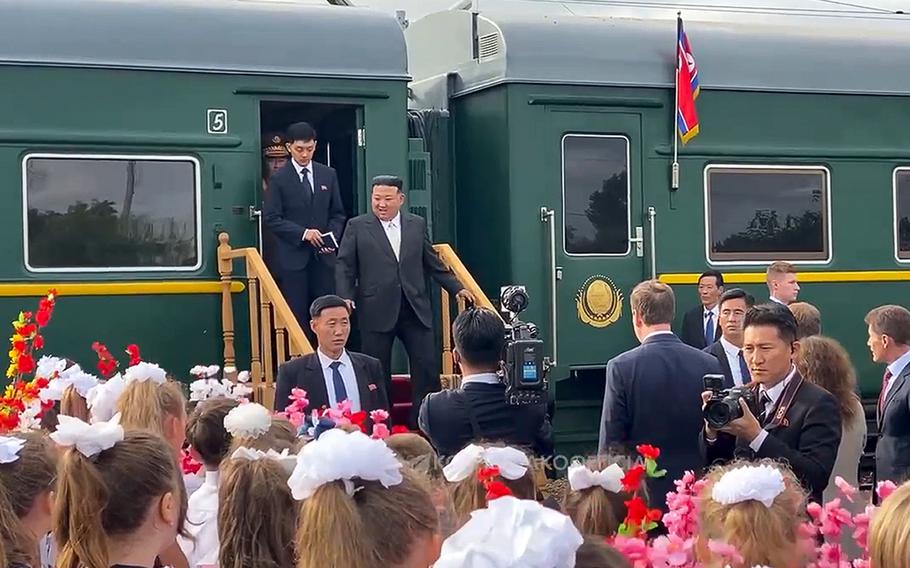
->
[500, 285, 550, 406]
[702, 374, 760, 429]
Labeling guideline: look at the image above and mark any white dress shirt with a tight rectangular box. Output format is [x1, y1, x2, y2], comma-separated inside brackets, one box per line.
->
[642, 330, 675, 342]
[292, 158, 314, 190]
[719, 336, 746, 387]
[380, 212, 402, 260]
[749, 365, 797, 451]
[461, 372, 501, 386]
[178, 470, 220, 568]
[884, 349, 910, 402]
[318, 348, 362, 411]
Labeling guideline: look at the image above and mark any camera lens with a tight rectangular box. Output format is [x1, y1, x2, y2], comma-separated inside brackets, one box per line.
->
[705, 402, 731, 429]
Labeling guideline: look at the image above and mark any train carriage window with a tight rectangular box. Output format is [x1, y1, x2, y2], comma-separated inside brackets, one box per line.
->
[562, 134, 630, 256]
[23, 154, 200, 272]
[895, 168, 910, 260]
[705, 165, 830, 263]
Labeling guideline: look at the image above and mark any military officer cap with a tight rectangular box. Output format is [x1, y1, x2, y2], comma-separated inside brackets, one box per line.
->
[262, 132, 289, 158]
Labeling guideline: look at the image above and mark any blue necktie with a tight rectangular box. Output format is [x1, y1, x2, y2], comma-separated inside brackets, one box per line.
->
[704, 311, 715, 345]
[738, 350, 751, 384]
[329, 361, 348, 403]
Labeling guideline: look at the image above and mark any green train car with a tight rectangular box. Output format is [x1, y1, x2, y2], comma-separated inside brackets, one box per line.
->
[0, 0, 409, 374]
[406, 5, 910, 456]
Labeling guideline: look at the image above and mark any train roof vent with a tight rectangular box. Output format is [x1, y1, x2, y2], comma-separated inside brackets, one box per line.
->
[478, 32, 502, 60]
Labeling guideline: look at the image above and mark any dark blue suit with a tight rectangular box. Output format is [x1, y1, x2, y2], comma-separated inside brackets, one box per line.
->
[599, 332, 721, 510]
[877, 362, 910, 484]
[264, 160, 345, 330]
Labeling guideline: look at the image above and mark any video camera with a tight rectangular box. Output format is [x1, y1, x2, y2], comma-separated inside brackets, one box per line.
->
[702, 374, 761, 429]
[499, 285, 550, 406]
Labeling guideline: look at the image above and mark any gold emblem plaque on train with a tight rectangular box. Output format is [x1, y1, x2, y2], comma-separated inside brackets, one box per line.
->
[576, 275, 623, 328]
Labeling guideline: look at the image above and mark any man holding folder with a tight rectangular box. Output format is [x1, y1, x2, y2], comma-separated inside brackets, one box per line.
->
[264, 121, 346, 344]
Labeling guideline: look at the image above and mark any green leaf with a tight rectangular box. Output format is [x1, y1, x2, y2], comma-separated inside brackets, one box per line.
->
[652, 468, 667, 478]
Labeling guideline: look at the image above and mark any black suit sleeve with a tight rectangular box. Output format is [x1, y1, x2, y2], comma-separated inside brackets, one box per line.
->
[755, 392, 842, 497]
[371, 358, 390, 413]
[699, 429, 736, 464]
[263, 173, 307, 245]
[274, 362, 295, 412]
[327, 169, 346, 245]
[335, 219, 358, 301]
[418, 394, 434, 442]
[420, 218, 463, 295]
[598, 359, 628, 452]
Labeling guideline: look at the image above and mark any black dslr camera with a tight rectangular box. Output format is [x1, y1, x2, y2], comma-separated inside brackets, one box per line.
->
[702, 374, 760, 429]
[499, 285, 549, 406]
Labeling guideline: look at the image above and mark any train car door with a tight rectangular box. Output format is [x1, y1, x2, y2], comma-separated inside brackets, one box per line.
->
[542, 110, 647, 372]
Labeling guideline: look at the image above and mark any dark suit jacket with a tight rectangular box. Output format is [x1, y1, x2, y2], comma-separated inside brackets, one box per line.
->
[418, 381, 554, 460]
[599, 333, 721, 509]
[263, 161, 346, 271]
[336, 212, 463, 332]
[703, 341, 735, 389]
[681, 305, 720, 349]
[274, 351, 390, 416]
[701, 375, 842, 505]
[876, 362, 910, 483]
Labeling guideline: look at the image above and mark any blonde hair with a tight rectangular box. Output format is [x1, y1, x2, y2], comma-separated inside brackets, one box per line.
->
[767, 261, 797, 279]
[55, 431, 186, 568]
[448, 447, 537, 527]
[228, 416, 298, 453]
[117, 379, 186, 438]
[869, 481, 910, 568]
[796, 335, 860, 423]
[698, 459, 806, 568]
[0, 433, 58, 567]
[562, 455, 636, 537]
[61, 384, 91, 422]
[296, 467, 438, 568]
[218, 454, 296, 568]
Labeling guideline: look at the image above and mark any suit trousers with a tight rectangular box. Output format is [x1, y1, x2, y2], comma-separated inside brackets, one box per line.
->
[360, 295, 439, 428]
[279, 255, 335, 345]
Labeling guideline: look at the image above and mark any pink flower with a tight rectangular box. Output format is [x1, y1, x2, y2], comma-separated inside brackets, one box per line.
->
[368, 383, 378, 391]
[370, 408, 390, 423]
[877, 480, 897, 502]
[835, 476, 858, 502]
[707, 540, 743, 566]
[648, 535, 695, 567]
[611, 536, 650, 568]
[371, 423, 391, 440]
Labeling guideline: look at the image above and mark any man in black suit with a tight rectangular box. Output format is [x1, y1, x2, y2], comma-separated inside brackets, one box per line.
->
[704, 288, 754, 389]
[599, 280, 721, 509]
[274, 295, 389, 416]
[701, 304, 841, 504]
[264, 122, 346, 343]
[680, 270, 724, 349]
[336, 175, 474, 426]
[418, 307, 554, 460]
[865, 305, 910, 483]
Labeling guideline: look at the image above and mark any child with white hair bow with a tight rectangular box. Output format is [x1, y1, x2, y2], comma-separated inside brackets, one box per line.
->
[562, 455, 640, 537]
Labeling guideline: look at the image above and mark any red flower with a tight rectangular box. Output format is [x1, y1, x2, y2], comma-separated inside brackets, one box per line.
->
[35, 309, 51, 327]
[16, 354, 35, 375]
[349, 411, 368, 433]
[18, 324, 36, 337]
[33, 377, 49, 389]
[625, 496, 648, 525]
[390, 425, 410, 435]
[622, 464, 646, 492]
[636, 444, 661, 461]
[32, 335, 44, 350]
[485, 480, 513, 501]
[126, 344, 141, 366]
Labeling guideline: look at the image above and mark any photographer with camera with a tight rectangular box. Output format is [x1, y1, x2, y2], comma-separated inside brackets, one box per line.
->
[418, 306, 554, 461]
[700, 303, 841, 504]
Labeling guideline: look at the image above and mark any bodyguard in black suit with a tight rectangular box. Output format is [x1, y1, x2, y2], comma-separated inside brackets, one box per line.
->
[701, 304, 841, 504]
[419, 308, 554, 460]
[703, 288, 755, 389]
[599, 280, 722, 509]
[274, 295, 389, 416]
[865, 305, 910, 484]
[680, 270, 724, 349]
[336, 175, 474, 426]
[264, 122, 346, 342]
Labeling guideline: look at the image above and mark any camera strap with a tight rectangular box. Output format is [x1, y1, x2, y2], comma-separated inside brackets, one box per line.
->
[764, 374, 804, 430]
[460, 389, 485, 439]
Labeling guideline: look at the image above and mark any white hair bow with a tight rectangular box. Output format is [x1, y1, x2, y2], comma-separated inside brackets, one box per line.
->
[0, 436, 25, 464]
[711, 465, 785, 508]
[223, 403, 272, 438]
[123, 362, 167, 384]
[567, 462, 625, 493]
[287, 428, 402, 501]
[50, 414, 125, 457]
[443, 444, 530, 483]
[435, 496, 583, 568]
[86, 374, 126, 423]
[231, 447, 297, 474]
[40, 365, 101, 402]
[35, 355, 68, 380]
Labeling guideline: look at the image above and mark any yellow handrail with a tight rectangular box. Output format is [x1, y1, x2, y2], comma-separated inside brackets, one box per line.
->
[217, 233, 313, 409]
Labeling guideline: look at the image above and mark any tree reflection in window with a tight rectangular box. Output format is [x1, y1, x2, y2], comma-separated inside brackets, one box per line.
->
[563, 136, 630, 255]
[707, 168, 828, 262]
[896, 170, 910, 259]
[25, 157, 198, 269]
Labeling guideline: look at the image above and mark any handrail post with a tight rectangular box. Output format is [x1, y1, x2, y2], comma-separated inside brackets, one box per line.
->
[441, 290, 453, 375]
[217, 232, 236, 370]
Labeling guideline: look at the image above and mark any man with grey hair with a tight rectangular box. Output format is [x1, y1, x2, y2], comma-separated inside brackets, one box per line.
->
[599, 279, 720, 510]
[866, 304, 910, 483]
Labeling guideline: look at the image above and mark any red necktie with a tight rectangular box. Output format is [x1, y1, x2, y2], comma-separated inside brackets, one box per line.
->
[879, 369, 893, 415]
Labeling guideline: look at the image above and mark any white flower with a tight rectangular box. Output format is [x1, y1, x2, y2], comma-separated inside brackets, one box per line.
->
[287, 429, 402, 501]
[711, 465, 785, 508]
[223, 403, 272, 438]
[123, 362, 167, 384]
[189, 365, 209, 377]
[205, 365, 221, 378]
[237, 370, 251, 383]
[86, 374, 126, 423]
[35, 356, 67, 379]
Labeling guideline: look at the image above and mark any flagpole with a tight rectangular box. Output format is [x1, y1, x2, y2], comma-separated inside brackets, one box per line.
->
[672, 12, 680, 190]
